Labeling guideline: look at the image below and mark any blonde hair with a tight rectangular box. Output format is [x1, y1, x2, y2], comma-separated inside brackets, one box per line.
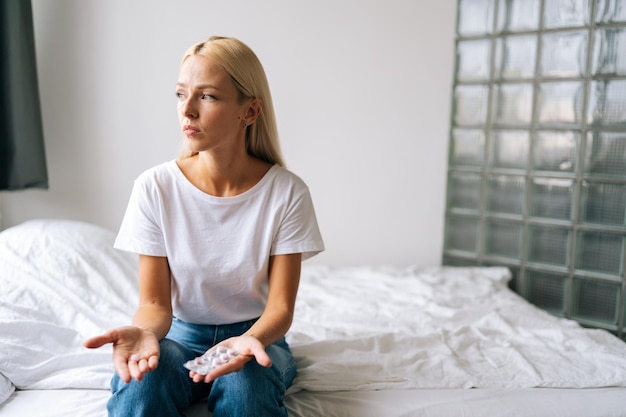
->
[178, 36, 285, 167]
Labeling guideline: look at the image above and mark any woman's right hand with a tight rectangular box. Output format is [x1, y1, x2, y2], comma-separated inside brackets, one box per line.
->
[84, 326, 160, 383]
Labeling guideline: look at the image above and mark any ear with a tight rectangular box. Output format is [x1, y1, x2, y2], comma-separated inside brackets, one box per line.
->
[243, 98, 262, 126]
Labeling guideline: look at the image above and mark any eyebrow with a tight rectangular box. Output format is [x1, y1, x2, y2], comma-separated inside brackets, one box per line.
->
[176, 82, 222, 91]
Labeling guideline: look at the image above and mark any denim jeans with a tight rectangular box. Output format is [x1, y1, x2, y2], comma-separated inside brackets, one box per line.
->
[107, 317, 297, 417]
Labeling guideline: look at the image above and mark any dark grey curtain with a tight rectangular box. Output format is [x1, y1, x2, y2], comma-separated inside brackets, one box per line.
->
[0, 0, 47, 190]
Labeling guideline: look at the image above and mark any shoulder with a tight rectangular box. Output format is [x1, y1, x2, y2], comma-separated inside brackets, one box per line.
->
[267, 165, 310, 191]
[129, 161, 182, 203]
[261, 166, 317, 211]
[134, 160, 178, 185]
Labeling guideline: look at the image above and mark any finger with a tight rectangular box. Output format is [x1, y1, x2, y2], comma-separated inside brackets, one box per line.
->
[203, 356, 248, 382]
[252, 348, 272, 367]
[189, 370, 211, 384]
[128, 359, 142, 382]
[83, 333, 114, 349]
[204, 365, 232, 383]
[113, 356, 132, 384]
[138, 358, 150, 374]
[189, 371, 204, 383]
[147, 354, 159, 371]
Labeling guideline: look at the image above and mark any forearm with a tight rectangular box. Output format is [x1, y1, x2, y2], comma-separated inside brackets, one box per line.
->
[244, 253, 301, 347]
[244, 306, 293, 347]
[133, 255, 173, 340]
[132, 303, 173, 340]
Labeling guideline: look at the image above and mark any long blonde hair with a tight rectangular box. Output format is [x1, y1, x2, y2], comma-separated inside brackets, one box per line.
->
[177, 36, 285, 167]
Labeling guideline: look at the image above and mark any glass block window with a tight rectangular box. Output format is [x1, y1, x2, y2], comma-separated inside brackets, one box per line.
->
[444, 0, 626, 339]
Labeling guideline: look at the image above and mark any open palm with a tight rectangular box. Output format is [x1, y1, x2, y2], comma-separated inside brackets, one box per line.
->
[85, 326, 160, 383]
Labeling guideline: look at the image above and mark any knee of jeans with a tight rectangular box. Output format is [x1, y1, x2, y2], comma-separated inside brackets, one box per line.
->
[208, 362, 282, 412]
[213, 355, 291, 398]
[266, 343, 297, 385]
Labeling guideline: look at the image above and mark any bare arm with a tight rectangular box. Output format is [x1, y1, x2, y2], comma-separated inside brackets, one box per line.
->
[244, 252, 302, 347]
[132, 254, 173, 339]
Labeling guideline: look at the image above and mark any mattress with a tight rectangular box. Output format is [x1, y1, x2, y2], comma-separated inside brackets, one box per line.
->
[3, 387, 626, 417]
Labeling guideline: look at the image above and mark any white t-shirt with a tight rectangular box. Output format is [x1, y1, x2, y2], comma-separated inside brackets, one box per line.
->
[114, 160, 324, 325]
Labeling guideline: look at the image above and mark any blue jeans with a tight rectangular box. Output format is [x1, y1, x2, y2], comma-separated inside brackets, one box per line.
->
[107, 317, 297, 417]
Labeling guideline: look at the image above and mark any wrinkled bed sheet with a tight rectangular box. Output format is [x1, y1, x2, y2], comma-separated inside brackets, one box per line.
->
[287, 266, 626, 392]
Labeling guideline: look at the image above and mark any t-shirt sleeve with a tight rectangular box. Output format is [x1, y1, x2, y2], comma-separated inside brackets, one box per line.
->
[114, 175, 167, 257]
[271, 185, 324, 261]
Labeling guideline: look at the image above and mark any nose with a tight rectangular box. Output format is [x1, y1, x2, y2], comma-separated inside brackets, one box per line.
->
[181, 97, 197, 119]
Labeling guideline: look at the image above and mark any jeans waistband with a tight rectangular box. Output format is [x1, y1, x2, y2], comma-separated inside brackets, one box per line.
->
[167, 316, 260, 354]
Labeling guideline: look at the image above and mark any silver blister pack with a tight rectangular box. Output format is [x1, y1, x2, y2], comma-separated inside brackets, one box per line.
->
[183, 346, 239, 375]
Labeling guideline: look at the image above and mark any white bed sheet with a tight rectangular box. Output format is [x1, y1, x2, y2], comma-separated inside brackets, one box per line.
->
[287, 266, 626, 392]
[3, 387, 626, 417]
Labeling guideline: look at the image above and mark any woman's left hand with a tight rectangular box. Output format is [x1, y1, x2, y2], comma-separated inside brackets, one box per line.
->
[189, 335, 272, 383]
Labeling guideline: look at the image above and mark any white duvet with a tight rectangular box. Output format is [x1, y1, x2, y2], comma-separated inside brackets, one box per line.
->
[0, 220, 135, 395]
[1, 219, 625, 404]
[287, 266, 626, 392]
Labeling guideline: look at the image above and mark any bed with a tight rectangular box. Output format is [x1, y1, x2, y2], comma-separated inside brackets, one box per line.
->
[1, 219, 626, 417]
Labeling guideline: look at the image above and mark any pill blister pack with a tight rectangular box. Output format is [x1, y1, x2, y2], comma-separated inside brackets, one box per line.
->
[183, 346, 239, 375]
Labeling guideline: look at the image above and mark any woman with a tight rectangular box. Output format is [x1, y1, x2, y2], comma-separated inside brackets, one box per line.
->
[85, 36, 324, 417]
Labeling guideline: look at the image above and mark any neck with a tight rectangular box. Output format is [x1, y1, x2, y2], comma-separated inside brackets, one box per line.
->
[181, 151, 271, 197]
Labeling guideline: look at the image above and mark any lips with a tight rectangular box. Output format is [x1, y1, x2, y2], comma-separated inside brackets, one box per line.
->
[183, 124, 200, 136]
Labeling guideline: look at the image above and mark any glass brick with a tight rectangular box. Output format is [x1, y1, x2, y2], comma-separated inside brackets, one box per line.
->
[445, 215, 479, 252]
[537, 81, 584, 126]
[575, 230, 623, 274]
[447, 172, 483, 210]
[583, 131, 626, 177]
[595, 0, 626, 24]
[543, 0, 591, 28]
[457, 39, 492, 82]
[572, 278, 620, 324]
[579, 181, 626, 226]
[532, 131, 578, 172]
[483, 219, 522, 258]
[525, 270, 566, 313]
[450, 129, 486, 167]
[587, 80, 626, 126]
[592, 28, 626, 76]
[443, 255, 479, 266]
[458, 0, 496, 36]
[486, 174, 526, 215]
[490, 130, 529, 169]
[492, 83, 534, 126]
[494, 35, 537, 80]
[527, 225, 571, 266]
[454, 85, 490, 126]
[540, 31, 588, 78]
[496, 0, 541, 32]
[529, 178, 574, 220]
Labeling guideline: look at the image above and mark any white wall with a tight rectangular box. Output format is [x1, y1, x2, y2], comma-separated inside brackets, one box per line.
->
[1, 0, 456, 267]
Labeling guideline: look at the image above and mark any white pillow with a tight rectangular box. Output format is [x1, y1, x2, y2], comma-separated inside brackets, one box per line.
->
[0, 219, 139, 390]
[0, 372, 15, 405]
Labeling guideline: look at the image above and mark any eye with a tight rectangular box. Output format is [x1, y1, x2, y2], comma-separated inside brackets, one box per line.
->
[175, 91, 185, 101]
[201, 93, 216, 101]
